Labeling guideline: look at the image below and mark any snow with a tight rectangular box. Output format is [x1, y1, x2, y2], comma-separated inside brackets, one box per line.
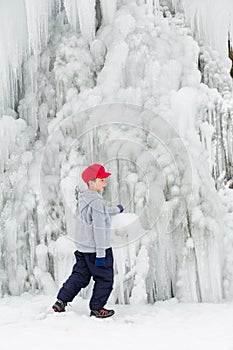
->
[1, 294, 233, 350]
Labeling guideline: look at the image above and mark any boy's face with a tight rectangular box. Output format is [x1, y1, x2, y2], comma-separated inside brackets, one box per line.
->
[88, 178, 107, 193]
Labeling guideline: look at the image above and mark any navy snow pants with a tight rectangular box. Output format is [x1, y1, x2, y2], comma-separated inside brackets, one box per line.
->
[57, 247, 114, 310]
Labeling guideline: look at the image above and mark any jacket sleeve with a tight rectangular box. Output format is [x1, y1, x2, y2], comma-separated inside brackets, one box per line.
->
[91, 199, 107, 258]
[106, 206, 121, 216]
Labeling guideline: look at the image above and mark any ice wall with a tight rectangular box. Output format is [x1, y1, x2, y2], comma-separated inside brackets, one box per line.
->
[31, 2, 228, 303]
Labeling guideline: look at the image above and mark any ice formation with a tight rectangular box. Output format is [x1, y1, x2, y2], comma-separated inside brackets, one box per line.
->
[0, 0, 60, 116]
[171, 0, 233, 59]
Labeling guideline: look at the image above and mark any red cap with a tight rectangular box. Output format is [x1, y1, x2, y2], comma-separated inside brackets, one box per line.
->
[81, 164, 111, 183]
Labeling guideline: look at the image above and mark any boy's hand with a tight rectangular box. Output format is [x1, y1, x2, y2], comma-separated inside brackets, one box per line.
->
[117, 204, 124, 213]
[95, 257, 105, 267]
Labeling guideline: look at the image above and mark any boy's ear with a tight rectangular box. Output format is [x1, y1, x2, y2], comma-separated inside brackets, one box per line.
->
[87, 179, 95, 188]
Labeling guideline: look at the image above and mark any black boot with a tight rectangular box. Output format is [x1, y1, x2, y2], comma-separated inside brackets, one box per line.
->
[90, 308, 115, 318]
[52, 299, 67, 312]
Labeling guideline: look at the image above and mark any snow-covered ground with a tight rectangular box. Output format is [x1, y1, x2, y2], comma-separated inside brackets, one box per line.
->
[1, 294, 233, 350]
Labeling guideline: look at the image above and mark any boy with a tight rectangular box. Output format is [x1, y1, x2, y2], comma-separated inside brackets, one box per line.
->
[52, 163, 124, 318]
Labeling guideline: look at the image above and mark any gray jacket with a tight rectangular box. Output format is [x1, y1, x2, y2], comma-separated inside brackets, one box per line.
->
[75, 190, 120, 257]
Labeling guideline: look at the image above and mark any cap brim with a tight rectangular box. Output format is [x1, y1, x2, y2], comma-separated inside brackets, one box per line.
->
[97, 171, 111, 178]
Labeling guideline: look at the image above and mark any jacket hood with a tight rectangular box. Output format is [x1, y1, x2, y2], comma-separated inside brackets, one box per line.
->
[78, 190, 102, 213]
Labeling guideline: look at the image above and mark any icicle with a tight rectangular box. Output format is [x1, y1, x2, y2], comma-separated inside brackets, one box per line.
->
[130, 245, 149, 304]
[145, 0, 160, 21]
[64, 0, 96, 41]
[76, 0, 96, 43]
[0, 0, 28, 115]
[63, 0, 80, 32]
[0, 116, 27, 173]
[177, 0, 233, 59]
[24, 0, 58, 55]
[0, 0, 59, 116]
[145, 0, 154, 16]
[100, 0, 117, 24]
[153, 0, 160, 24]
